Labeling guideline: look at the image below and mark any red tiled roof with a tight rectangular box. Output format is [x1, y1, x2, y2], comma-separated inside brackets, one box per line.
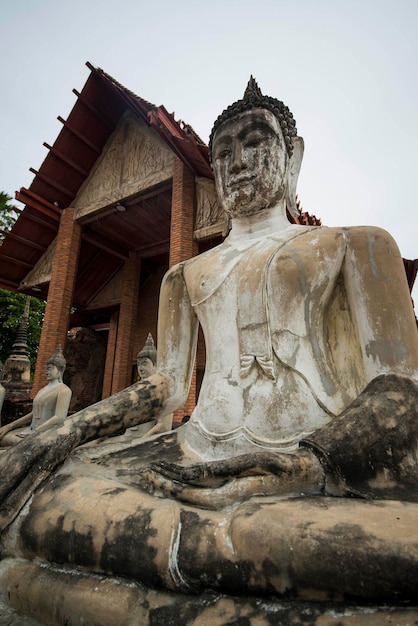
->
[0, 63, 212, 295]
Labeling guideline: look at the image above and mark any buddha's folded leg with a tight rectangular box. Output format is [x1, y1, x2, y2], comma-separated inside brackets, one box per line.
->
[0, 375, 171, 530]
[6, 467, 418, 603]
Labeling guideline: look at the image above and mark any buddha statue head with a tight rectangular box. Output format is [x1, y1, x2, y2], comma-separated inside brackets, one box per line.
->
[136, 333, 157, 380]
[46, 344, 66, 383]
[209, 76, 304, 219]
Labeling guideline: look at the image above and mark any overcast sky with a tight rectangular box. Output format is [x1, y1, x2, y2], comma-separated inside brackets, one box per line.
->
[2, 0, 417, 290]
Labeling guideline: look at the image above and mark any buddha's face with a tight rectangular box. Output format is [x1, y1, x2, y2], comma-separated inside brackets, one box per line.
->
[46, 363, 60, 382]
[212, 108, 288, 218]
[137, 357, 155, 379]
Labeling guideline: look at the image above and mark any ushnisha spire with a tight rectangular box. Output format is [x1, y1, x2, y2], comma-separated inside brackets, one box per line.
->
[209, 76, 297, 159]
[137, 333, 157, 366]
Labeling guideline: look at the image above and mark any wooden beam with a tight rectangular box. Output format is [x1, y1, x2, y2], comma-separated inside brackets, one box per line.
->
[130, 182, 172, 206]
[76, 248, 102, 282]
[135, 239, 170, 258]
[79, 204, 123, 225]
[19, 210, 58, 231]
[88, 323, 111, 331]
[16, 188, 60, 214]
[0, 277, 18, 289]
[58, 116, 102, 154]
[43, 143, 89, 177]
[16, 189, 60, 222]
[85, 265, 122, 307]
[82, 229, 129, 260]
[29, 168, 74, 200]
[73, 89, 115, 131]
[0, 230, 47, 251]
[78, 183, 173, 225]
[0, 254, 33, 270]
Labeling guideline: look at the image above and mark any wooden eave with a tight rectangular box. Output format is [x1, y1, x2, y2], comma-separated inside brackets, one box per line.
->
[0, 63, 213, 302]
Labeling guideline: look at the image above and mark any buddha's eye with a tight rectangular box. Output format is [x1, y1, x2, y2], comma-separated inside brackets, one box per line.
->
[215, 148, 231, 160]
[243, 132, 265, 148]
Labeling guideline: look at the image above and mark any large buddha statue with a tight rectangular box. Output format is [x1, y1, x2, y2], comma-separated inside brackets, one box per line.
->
[1, 78, 418, 623]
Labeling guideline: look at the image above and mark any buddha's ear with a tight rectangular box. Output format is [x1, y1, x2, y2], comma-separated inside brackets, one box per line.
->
[285, 136, 304, 218]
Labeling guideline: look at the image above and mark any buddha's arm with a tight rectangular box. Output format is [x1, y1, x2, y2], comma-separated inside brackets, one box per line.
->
[343, 226, 418, 378]
[0, 378, 173, 530]
[53, 385, 72, 420]
[0, 412, 33, 442]
[0, 263, 198, 529]
[155, 262, 199, 412]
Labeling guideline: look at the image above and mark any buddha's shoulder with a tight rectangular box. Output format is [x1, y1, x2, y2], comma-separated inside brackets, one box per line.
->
[296, 224, 396, 247]
[58, 382, 72, 394]
[334, 225, 399, 255]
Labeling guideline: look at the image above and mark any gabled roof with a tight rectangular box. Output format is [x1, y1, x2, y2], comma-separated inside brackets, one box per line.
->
[0, 63, 212, 295]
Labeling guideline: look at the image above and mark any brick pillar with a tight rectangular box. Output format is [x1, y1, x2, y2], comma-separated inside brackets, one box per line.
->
[101, 309, 119, 399]
[170, 159, 198, 423]
[111, 252, 141, 394]
[32, 207, 81, 396]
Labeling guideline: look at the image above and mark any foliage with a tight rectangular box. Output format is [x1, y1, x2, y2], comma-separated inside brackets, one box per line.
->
[0, 192, 19, 236]
[0, 291, 45, 372]
[0, 192, 46, 373]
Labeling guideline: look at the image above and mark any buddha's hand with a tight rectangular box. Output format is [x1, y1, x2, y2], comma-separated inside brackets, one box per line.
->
[144, 449, 325, 505]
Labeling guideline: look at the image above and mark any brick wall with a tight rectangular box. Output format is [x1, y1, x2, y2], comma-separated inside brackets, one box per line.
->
[170, 159, 199, 423]
[101, 309, 119, 399]
[111, 252, 141, 394]
[32, 207, 81, 396]
[133, 265, 167, 375]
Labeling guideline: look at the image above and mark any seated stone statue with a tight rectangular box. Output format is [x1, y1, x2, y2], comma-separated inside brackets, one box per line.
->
[0, 344, 72, 446]
[1, 78, 418, 623]
[127, 333, 172, 438]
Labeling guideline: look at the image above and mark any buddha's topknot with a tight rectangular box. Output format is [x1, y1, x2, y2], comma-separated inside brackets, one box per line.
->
[47, 344, 66, 372]
[209, 76, 297, 161]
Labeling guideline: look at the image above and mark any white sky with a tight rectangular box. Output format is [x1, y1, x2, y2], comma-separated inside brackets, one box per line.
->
[1, 0, 417, 295]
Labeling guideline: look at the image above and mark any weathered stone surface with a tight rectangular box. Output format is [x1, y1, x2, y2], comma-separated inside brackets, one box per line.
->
[0, 346, 71, 446]
[1, 559, 418, 626]
[1, 77, 418, 624]
[2, 297, 32, 421]
[64, 327, 106, 412]
[74, 113, 174, 221]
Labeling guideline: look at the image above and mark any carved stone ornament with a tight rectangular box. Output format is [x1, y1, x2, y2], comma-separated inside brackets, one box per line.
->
[194, 176, 226, 235]
[74, 113, 174, 220]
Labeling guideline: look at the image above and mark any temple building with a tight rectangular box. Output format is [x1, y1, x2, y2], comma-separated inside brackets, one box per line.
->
[0, 63, 413, 422]
[0, 63, 222, 420]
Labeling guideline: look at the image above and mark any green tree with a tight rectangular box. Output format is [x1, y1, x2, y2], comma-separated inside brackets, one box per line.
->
[0, 192, 19, 236]
[0, 192, 46, 373]
[0, 291, 45, 372]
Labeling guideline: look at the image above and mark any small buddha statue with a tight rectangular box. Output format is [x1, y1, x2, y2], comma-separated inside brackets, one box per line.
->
[129, 333, 172, 438]
[0, 344, 72, 446]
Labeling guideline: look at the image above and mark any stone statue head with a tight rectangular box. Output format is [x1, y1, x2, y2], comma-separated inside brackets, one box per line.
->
[209, 76, 304, 219]
[137, 333, 157, 379]
[46, 344, 66, 382]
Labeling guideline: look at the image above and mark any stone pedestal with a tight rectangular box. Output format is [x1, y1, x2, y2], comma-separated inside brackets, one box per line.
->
[0, 559, 417, 626]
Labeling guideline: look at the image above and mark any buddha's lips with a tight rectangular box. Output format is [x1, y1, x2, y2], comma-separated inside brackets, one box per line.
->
[227, 176, 256, 189]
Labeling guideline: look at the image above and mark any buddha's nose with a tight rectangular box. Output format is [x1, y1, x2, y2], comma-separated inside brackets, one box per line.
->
[230, 141, 247, 173]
